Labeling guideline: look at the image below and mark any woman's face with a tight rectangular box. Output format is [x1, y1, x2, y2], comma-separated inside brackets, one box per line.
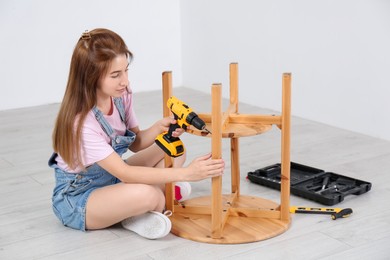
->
[98, 54, 129, 98]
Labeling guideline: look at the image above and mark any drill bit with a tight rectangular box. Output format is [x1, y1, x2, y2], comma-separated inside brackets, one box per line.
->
[204, 128, 212, 135]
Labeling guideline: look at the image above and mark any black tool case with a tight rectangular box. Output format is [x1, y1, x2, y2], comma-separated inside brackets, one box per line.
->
[247, 162, 372, 206]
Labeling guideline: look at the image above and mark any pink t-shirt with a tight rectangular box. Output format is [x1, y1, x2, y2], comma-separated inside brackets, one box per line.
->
[56, 91, 138, 173]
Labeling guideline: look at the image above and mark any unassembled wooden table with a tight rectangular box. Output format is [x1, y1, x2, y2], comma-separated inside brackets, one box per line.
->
[162, 63, 292, 244]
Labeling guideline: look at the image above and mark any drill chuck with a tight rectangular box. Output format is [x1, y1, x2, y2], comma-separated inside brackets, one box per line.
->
[186, 112, 206, 131]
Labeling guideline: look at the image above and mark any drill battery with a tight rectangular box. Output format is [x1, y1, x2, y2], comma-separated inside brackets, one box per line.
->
[155, 133, 185, 157]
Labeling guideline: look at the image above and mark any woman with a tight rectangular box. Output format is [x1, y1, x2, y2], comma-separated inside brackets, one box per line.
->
[49, 28, 224, 239]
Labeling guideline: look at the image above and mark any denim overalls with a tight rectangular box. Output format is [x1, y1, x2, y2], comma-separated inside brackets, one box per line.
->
[49, 97, 136, 231]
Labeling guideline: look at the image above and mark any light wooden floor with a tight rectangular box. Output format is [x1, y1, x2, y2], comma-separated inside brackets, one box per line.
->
[1, 87, 389, 259]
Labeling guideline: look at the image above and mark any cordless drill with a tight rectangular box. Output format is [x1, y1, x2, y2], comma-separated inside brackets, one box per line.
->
[155, 96, 211, 157]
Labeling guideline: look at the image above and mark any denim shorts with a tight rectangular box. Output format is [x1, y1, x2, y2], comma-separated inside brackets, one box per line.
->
[52, 163, 121, 231]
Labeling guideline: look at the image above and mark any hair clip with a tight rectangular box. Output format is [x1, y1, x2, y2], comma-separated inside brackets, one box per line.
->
[81, 30, 91, 40]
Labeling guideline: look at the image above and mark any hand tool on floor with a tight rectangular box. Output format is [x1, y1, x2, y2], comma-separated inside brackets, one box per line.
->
[155, 96, 211, 157]
[290, 206, 353, 220]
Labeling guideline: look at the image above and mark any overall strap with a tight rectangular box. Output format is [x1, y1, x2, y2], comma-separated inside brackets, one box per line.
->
[92, 97, 126, 139]
[113, 97, 126, 124]
[92, 107, 115, 139]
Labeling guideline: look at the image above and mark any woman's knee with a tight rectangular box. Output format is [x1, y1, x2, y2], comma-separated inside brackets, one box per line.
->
[126, 144, 165, 167]
[131, 184, 165, 210]
[173, 150, 186, 168]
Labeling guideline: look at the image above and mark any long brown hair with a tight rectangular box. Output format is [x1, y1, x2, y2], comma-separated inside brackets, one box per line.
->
[52, 28, 133, 170]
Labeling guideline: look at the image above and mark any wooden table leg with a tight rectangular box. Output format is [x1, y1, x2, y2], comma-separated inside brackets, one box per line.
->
[211, 84, 223, 239]
[231, 138, 240, 196]
[162, 71, 174, 211]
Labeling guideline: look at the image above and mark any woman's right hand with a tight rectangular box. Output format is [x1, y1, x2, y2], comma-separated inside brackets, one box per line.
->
[184, 153, 225, 181]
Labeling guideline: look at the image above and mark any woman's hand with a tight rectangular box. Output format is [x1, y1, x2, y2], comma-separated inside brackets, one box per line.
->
[130, 116, 187, 153]
[183, 153, 225, 181]
[157, 117, 187, 137]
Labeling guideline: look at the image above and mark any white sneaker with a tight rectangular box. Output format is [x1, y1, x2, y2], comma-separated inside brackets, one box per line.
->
[121, 211, 172, 239]
[175, 182, 192, 202]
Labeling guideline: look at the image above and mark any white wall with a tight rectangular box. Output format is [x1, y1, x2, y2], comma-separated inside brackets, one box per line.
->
[0, 0, 182, 110]
[181, 0, 390, 141]
[1, 0, 389, 141]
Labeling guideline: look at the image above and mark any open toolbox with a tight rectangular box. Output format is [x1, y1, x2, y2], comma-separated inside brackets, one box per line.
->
[247, 162, 372, 206]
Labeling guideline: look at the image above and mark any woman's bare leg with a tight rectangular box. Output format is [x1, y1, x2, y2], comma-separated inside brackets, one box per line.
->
[86, 143, 187, 229]
[86, 183, 165, 230]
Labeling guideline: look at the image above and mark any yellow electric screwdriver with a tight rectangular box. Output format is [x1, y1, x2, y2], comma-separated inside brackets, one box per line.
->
[155, 96, 211, 157]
